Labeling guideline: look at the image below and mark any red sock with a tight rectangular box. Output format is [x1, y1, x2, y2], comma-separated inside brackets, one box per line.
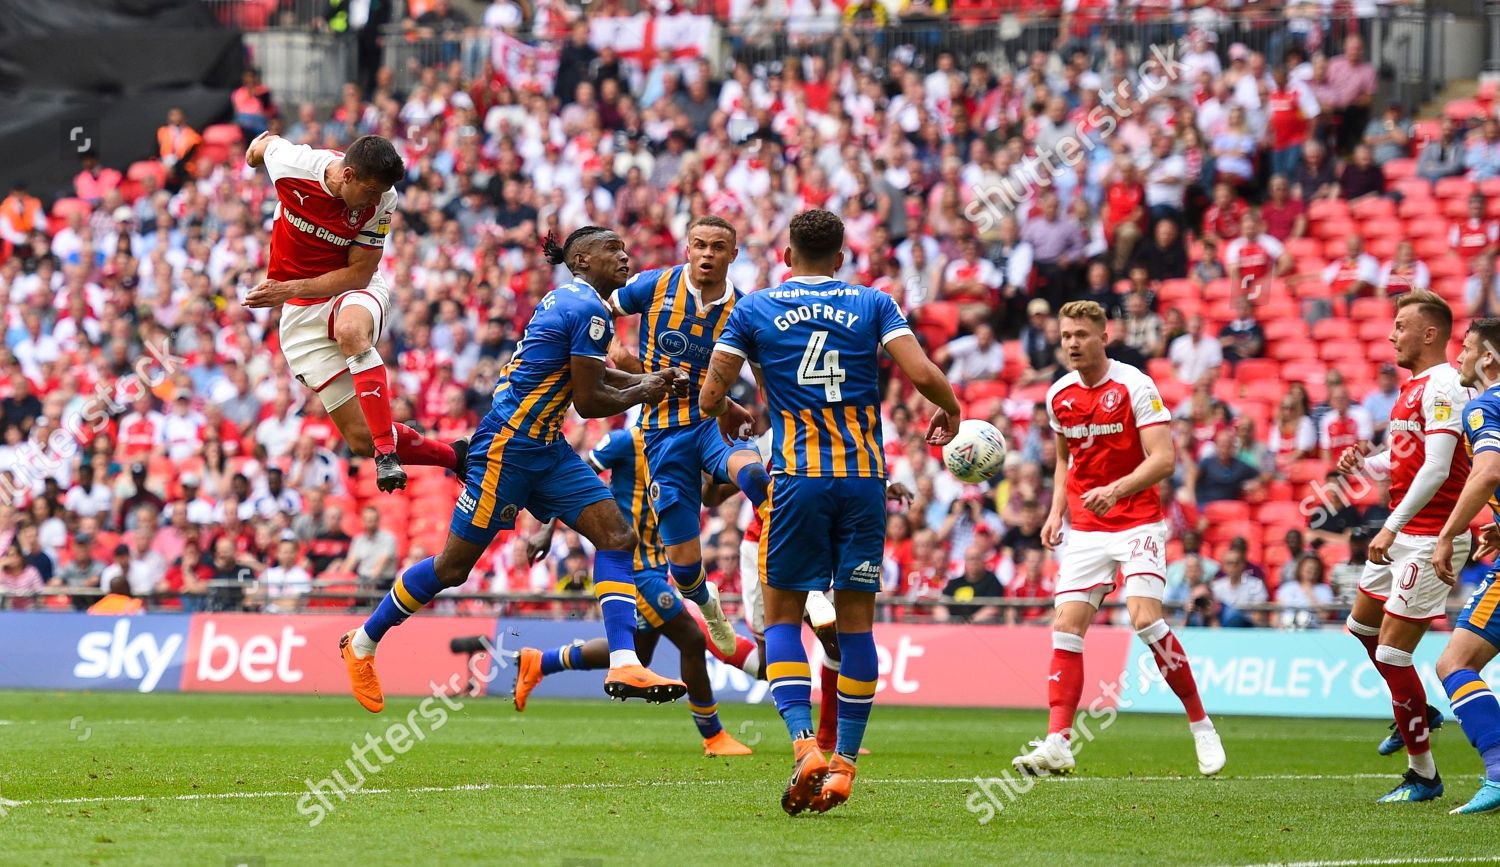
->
[1047, 638, 1085, 738]
[1348, 617, 1381, 663]
[1376, 648, 1431, 757]
[393, 423, 456, 470]
[350, 365, 396, 454]
[817, 660, 839, 749]
[1145, 626, 1207, 723]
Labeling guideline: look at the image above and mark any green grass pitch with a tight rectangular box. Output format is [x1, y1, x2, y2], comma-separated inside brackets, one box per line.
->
[0, 689, 1494, 866]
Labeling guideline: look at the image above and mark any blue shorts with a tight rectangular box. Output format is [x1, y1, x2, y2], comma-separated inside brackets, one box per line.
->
[632, 565, 685, 632]
[449, 418, 613, 547]
[758, 474, 886, 593]
[1457, 571, 1500, 650]
[644, 419, 757, 547]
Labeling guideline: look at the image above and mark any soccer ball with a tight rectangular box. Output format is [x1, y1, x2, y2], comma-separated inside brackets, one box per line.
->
[942, 419, 1007, 483]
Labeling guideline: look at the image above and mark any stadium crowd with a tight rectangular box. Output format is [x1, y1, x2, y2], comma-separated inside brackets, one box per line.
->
[0, 2, 1493, 629]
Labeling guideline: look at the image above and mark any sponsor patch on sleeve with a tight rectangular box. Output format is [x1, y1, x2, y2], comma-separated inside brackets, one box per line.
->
[1470, 408, 1486, 432]
[1434, 398, 1451, 421]
[589, 316, 607, 341]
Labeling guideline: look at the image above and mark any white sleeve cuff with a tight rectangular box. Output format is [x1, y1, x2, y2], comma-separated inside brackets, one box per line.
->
[880, 326, 914, 346]
[713, 342, 748, 359]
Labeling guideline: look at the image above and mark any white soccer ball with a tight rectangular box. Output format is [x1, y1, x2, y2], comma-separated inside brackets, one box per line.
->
[942, 419, 1008, 484]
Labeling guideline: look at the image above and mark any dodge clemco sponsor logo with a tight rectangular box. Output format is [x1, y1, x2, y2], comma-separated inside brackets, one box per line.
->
[74, 619, 184, 693]
[1061, 422, 1124, 439]
[283, 209, 353, 246]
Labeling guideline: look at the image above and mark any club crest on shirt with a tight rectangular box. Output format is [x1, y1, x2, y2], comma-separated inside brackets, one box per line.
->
[1101, 388, 1121, 412]
[657, 591, 675, 611]
[346, 209, 362, 227]
[1405, 386, 1423, 408]
[500, 504, 518, 523]
[589, 316, 607, 341]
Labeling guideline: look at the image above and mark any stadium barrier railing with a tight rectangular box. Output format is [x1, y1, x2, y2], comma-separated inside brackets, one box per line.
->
[0, 583, 1466, 626]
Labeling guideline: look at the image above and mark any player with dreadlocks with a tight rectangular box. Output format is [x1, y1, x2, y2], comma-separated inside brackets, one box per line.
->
[341, 226, 692, 711]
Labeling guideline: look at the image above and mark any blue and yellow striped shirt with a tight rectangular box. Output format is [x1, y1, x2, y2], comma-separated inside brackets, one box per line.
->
[715, 276, 912, 479]
[1463, 383, 1500, 522]
[489, 281, 614, 442]
[587, 425, 665, 571]
[611, 264, 741, 431]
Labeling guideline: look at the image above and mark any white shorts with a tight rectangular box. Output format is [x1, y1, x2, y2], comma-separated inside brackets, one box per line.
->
[1358, 531, 1471, 622]
[739, 539, 835, 638]
[279, 274, 391, 411]
[1055, 520, 1168, 609]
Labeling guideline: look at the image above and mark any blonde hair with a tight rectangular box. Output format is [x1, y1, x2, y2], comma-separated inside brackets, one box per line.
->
[1396, 289, 1452, 335]
[1058, 300, 1107, 329]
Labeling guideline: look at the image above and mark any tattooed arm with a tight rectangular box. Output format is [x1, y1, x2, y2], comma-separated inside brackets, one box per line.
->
[699, 350, 754, 441]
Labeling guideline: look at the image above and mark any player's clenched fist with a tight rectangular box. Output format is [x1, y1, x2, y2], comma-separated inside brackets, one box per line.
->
[659, 367, 691, 398]
[1040, 512, 1064, 549]
[639, 372, 671, 404]
[1335, 443, 1370, 475]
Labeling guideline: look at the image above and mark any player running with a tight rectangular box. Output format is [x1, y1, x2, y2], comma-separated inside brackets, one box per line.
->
[1013, 300, 1225, 778]
[1336, 290, 1468, 804]
[514, 423, 756, 757]
[608, 215, 771, 657]
[1433, 317, 1500, 814]
[700, 209, 962, 815]
[339, 227, 689, 711]
[243, 133, 459, 492]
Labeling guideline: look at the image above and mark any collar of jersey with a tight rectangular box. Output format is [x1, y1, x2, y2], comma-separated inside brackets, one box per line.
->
[1411, 362, 1448, 381]
[784, 275, 836, 285]
[682, 268, 734, 309]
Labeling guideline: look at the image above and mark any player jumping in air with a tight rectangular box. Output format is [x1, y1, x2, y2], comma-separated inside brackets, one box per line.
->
[607, 216, 772, 657]
[1336, 290, 1469, 804]
[1433, 317, 1500, 814]
[244, 133, 460, 492]
[514, 423, 757, 756]
[1013, 300, 1225, 778]
[700, 209, 962, 815]
[339, 227, 689, 711]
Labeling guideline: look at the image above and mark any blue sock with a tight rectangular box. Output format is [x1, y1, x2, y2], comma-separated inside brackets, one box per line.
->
[593, 550, 640, 659]
[765, 623, 814, 740]
[689, 701, 724, 739]
[736, 462, 770, 508]
[540, 642, 589, 675]
[669, 559, 710, 606]
[834, 631, 877, 761]
[361, 557, 445, 643]
[1444, 668, 1500, 779]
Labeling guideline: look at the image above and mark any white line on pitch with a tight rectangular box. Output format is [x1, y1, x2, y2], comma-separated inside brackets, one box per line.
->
[1224, 852, 1500, 858]
[2, 773, 1394, 808]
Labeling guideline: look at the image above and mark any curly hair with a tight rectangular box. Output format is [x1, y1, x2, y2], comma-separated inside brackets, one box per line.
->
[788, 209, 844, 262]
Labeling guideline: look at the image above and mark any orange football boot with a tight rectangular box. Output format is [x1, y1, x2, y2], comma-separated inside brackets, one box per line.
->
[603, 664, 687, 703]
[780, 737, 830, 816]
[513, 647, 544, 712]
[339, 630, 383, 713]
[703, 730, 754, 756]
[812, 753, 857, 813]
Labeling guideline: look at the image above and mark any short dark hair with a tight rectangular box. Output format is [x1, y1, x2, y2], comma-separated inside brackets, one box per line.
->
[788, 209, 844, 262]
[343, 135, 404, 188]
[687, 215, 736, 242]
[1470, 318, 1500, 357]
[541, 226, 615, 267]
[1396, 289, 1452, 337]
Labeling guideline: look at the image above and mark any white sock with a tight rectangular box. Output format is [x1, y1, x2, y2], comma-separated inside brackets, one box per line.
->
[1189, 718, 1216, 735]
[351, 627, 378, 659]
[609, 650, 641, 668]
[1409, 750, 1437, 778]
[741, 647, 761, 678]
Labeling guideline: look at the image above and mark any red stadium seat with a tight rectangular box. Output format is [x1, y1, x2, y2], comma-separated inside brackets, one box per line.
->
[1285, 237, 1323, 260]
[1364, 236, 1397, 260]
[1429, 256, 1466, 279]
[50, 197, 91, 220]
[1351, 197, 1397, 219]
[1407, 217, 1449, 238]
[914, 302, 959, 347]
[126, 160, 167, 186]
[1158, 278, 1196, 302]
[1444, 197, 1471, 219]
[1270, 340, 1317, 362]
[1307, 199, 1350, 222]
[961, 380, 1008, 404]
[1242, 379, 1286, 404]
[1203, 500, 1250, 525]
[1414, 236, 1450, 259]
[202, 123, 244, 146]
[1436, 177, 1476, 199]
[1319, 340, 1363, 362]
[1288, 460, 1330, 484]
[1312, 219, 1355, 240]
[1310, 318, 1347, 341]
[1147, 357, 1174, 383]
[1481, 177, 1500, 199]
[1257, 501, 1305, 526]
[1262, 318, 1308, 343]
[1234, 358, 1280, 383]
[1381, 159, 1417, 182]
[1396, 193, 1437, 217]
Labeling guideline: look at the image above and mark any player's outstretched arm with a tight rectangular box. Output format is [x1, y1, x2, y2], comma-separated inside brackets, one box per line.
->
[699, 350, 755, 441]
[244, 244, 382, 308]
[1434, 450, 1500, 584]
[883, 334, 962, 445]
[245, 132, 276, 168]
[570, 355, 676, 418]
